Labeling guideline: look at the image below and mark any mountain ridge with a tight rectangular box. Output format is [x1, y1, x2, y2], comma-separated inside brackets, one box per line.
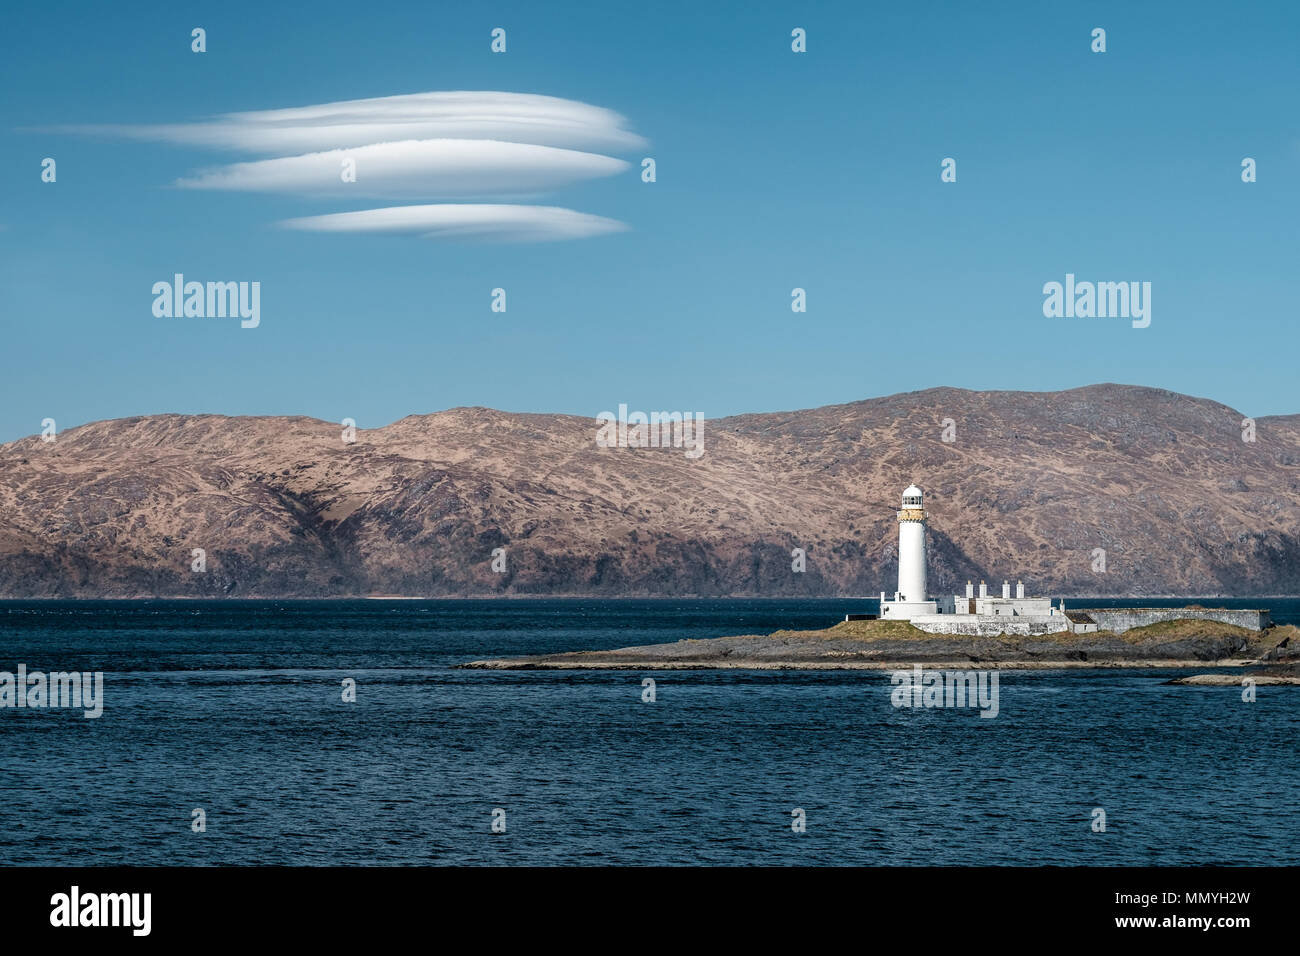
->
[3, 384, 1298, 598]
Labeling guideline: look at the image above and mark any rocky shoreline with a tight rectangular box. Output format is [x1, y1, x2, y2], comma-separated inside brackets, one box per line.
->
[461, 617, 1300, 673]
[1166, 662, 1300, 686]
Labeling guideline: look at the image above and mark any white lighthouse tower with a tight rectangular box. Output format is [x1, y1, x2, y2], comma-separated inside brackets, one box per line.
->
[879, 484, 938, 619]
[897, 484, 927, 602]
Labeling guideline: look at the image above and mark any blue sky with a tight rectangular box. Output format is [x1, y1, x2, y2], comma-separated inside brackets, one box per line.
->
[2, 0, 1297, 442]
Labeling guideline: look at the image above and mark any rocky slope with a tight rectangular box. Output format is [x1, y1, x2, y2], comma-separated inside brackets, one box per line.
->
[1, 384, 1298, 597]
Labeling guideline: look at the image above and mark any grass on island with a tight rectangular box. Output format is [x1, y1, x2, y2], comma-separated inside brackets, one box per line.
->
[730, 617, 1300, 648]
[763, 618, 929, 641]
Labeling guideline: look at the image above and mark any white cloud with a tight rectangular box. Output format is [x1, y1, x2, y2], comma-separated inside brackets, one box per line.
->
[50, 90, 645, 243]
[175, 139, 628, 198]
[57, 91, 645, 154]
[279, 204, 628, 242]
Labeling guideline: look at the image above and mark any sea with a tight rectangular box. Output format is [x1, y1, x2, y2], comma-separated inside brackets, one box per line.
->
[1, 597, 1297, 866]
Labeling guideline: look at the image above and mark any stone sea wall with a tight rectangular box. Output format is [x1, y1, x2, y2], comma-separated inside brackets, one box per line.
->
[1080, 608, 1271, 633]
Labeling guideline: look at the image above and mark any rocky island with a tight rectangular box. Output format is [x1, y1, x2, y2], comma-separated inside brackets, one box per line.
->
[461, 616, 1300, 671]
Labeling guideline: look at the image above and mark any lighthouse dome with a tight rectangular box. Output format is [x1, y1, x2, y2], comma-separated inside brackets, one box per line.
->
[902, 484, 923, 507]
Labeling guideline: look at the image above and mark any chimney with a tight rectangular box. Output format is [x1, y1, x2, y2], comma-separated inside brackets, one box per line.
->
[1016, 580, 1025, 599]
[979, 581, 988, 598]
[965, 581, 974, 599]
[1002, 580, 1011, 599]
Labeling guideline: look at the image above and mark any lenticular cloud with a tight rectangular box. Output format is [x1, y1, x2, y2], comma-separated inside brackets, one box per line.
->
[72, 91, 645, 155]
[176, 139, 629, 200]
[281, 205, 628, 242]
[61, 91, 643, 242]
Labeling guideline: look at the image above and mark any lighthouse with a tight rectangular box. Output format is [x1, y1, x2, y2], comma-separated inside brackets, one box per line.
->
[870, 483, 1074, 633]
[897, 484, 927, 602]
[878, 484, 938, 620]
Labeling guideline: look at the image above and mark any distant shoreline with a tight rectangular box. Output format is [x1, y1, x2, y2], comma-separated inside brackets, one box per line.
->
[3, 594, 1298, 602]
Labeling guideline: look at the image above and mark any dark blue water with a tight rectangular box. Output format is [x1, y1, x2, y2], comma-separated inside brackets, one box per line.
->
[1, 598, 1297, 866]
